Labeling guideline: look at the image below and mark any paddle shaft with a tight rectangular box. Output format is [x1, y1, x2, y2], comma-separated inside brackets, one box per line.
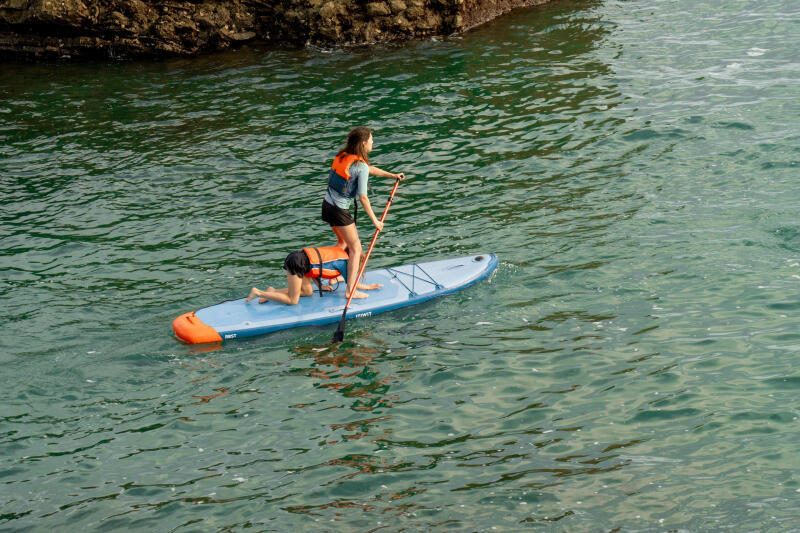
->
[334, 178, 401, 341]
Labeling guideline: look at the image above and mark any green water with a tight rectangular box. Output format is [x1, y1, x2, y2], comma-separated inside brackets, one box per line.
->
[2, 0, 799, 530]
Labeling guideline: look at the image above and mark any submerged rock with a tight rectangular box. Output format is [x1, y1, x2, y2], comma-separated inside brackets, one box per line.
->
[0, 0, 552, 58]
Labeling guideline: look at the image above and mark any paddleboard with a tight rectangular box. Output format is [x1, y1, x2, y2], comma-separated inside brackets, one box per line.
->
[173, 254, 498, 343]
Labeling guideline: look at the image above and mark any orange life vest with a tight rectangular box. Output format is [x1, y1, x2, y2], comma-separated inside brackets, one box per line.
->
[302, 246, 349, 280]
[327, 153, 367, 198]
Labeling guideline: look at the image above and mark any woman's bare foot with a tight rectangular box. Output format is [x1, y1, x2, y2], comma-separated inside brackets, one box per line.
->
[360, 283, 383, 290]
[246, 287, 260, 302]
[346, 289, 369, 299]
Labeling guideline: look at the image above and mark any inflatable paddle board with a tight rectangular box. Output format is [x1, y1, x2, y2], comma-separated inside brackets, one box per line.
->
[173, 254, 498, 344]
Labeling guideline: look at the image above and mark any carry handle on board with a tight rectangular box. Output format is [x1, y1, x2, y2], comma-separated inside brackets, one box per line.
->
[333, 177, 402, 343]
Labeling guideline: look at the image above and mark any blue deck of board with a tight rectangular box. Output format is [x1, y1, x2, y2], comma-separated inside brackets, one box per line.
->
[194, 254, 498, 339]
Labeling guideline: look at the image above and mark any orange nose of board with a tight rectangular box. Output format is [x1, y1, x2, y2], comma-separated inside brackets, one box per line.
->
[172, 312, 223, 344]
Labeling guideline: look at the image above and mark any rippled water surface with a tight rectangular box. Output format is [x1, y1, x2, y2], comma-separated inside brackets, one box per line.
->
[2, 0, 800, 530]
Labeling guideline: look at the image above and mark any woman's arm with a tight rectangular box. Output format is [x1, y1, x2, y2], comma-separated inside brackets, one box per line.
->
[359, 194, 383, 231]
[368, 165, 405, 181]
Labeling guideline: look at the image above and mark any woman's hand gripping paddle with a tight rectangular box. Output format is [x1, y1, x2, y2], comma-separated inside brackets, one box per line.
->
[333, 178, 402, 343]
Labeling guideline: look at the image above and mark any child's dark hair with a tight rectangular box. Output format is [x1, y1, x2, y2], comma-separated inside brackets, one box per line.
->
[283, 250, 311, 278]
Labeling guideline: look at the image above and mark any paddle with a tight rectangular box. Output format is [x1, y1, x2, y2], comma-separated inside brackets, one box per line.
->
[333, 177, 402, 343]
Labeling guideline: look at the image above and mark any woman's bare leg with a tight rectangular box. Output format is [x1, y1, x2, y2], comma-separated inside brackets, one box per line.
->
[331, 224, 368, 299]
[333, 232, 348, 251]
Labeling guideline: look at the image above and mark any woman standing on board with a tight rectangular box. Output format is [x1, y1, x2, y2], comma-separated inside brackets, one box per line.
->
[322, 127, 405, 299]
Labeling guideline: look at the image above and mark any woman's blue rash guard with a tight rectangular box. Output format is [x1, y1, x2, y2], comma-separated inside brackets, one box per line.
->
[324, 161, 369, 210]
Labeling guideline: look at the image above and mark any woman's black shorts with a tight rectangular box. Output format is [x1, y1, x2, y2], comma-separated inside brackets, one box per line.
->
[321, 200, 355, 227]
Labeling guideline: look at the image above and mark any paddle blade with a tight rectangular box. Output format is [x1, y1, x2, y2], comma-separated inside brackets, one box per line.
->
[332, 317, 345, 343]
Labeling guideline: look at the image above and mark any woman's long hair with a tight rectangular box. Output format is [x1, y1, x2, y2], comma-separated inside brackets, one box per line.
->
[337, 126, 371, 164]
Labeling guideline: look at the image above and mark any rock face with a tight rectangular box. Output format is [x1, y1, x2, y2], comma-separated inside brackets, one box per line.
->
[0, 0, 551, 58]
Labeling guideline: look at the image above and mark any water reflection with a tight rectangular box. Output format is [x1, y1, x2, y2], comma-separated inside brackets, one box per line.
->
[287, 337, 398, 414]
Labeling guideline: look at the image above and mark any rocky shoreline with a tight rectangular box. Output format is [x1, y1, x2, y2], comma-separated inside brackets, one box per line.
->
[0, 0, 551, 59]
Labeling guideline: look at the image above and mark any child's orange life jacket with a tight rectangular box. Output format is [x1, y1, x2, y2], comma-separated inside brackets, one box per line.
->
[302, 246, 349, 281]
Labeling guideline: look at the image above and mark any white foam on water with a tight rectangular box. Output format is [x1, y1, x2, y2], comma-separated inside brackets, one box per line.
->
[747, 47, 767, 56]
